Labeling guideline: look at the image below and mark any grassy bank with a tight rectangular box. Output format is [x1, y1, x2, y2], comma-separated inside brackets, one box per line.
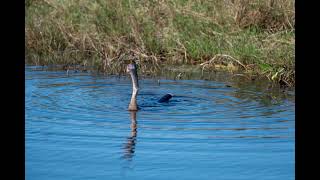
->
[25, 0, 295, 87]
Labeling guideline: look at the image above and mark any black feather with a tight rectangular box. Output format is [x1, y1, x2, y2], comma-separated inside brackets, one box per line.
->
[158, 94, 173, 103]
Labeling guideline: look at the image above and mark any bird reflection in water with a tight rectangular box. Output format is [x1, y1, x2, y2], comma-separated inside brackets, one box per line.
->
[122, 111, 137, 161]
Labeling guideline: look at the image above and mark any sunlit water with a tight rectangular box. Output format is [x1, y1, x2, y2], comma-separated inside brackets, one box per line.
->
[26, 66, 295, 180]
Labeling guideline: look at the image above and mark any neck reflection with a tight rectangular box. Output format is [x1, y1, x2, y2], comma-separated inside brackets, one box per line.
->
[122, 111, 138, 161]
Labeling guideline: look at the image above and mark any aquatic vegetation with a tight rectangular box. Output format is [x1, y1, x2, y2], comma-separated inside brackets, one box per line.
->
[25, 0, 295, 86]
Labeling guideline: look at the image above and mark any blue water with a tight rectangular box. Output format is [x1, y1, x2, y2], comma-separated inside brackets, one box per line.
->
[25, 66, 295, 180]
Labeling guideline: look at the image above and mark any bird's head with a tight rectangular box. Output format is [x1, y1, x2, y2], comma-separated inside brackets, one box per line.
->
[126, 61, 137, 74]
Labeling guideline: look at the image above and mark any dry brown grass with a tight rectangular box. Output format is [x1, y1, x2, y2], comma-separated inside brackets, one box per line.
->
[26, 0, 295, 86]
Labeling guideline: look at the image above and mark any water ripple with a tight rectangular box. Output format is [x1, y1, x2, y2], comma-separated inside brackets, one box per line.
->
[26, 66, 295, 180]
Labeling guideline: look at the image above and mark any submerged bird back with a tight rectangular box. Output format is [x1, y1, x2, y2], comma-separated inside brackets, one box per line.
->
[158, 94, 173, 103]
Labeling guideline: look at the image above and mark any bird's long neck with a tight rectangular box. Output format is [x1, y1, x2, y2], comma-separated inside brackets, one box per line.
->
[128, 70, 139, 111]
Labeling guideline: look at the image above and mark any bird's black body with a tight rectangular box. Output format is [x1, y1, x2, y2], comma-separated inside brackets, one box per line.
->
[158, 94, 173, 103]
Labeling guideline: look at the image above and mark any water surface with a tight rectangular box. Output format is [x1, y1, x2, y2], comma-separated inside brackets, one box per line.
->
[26, 66, 295, 180]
